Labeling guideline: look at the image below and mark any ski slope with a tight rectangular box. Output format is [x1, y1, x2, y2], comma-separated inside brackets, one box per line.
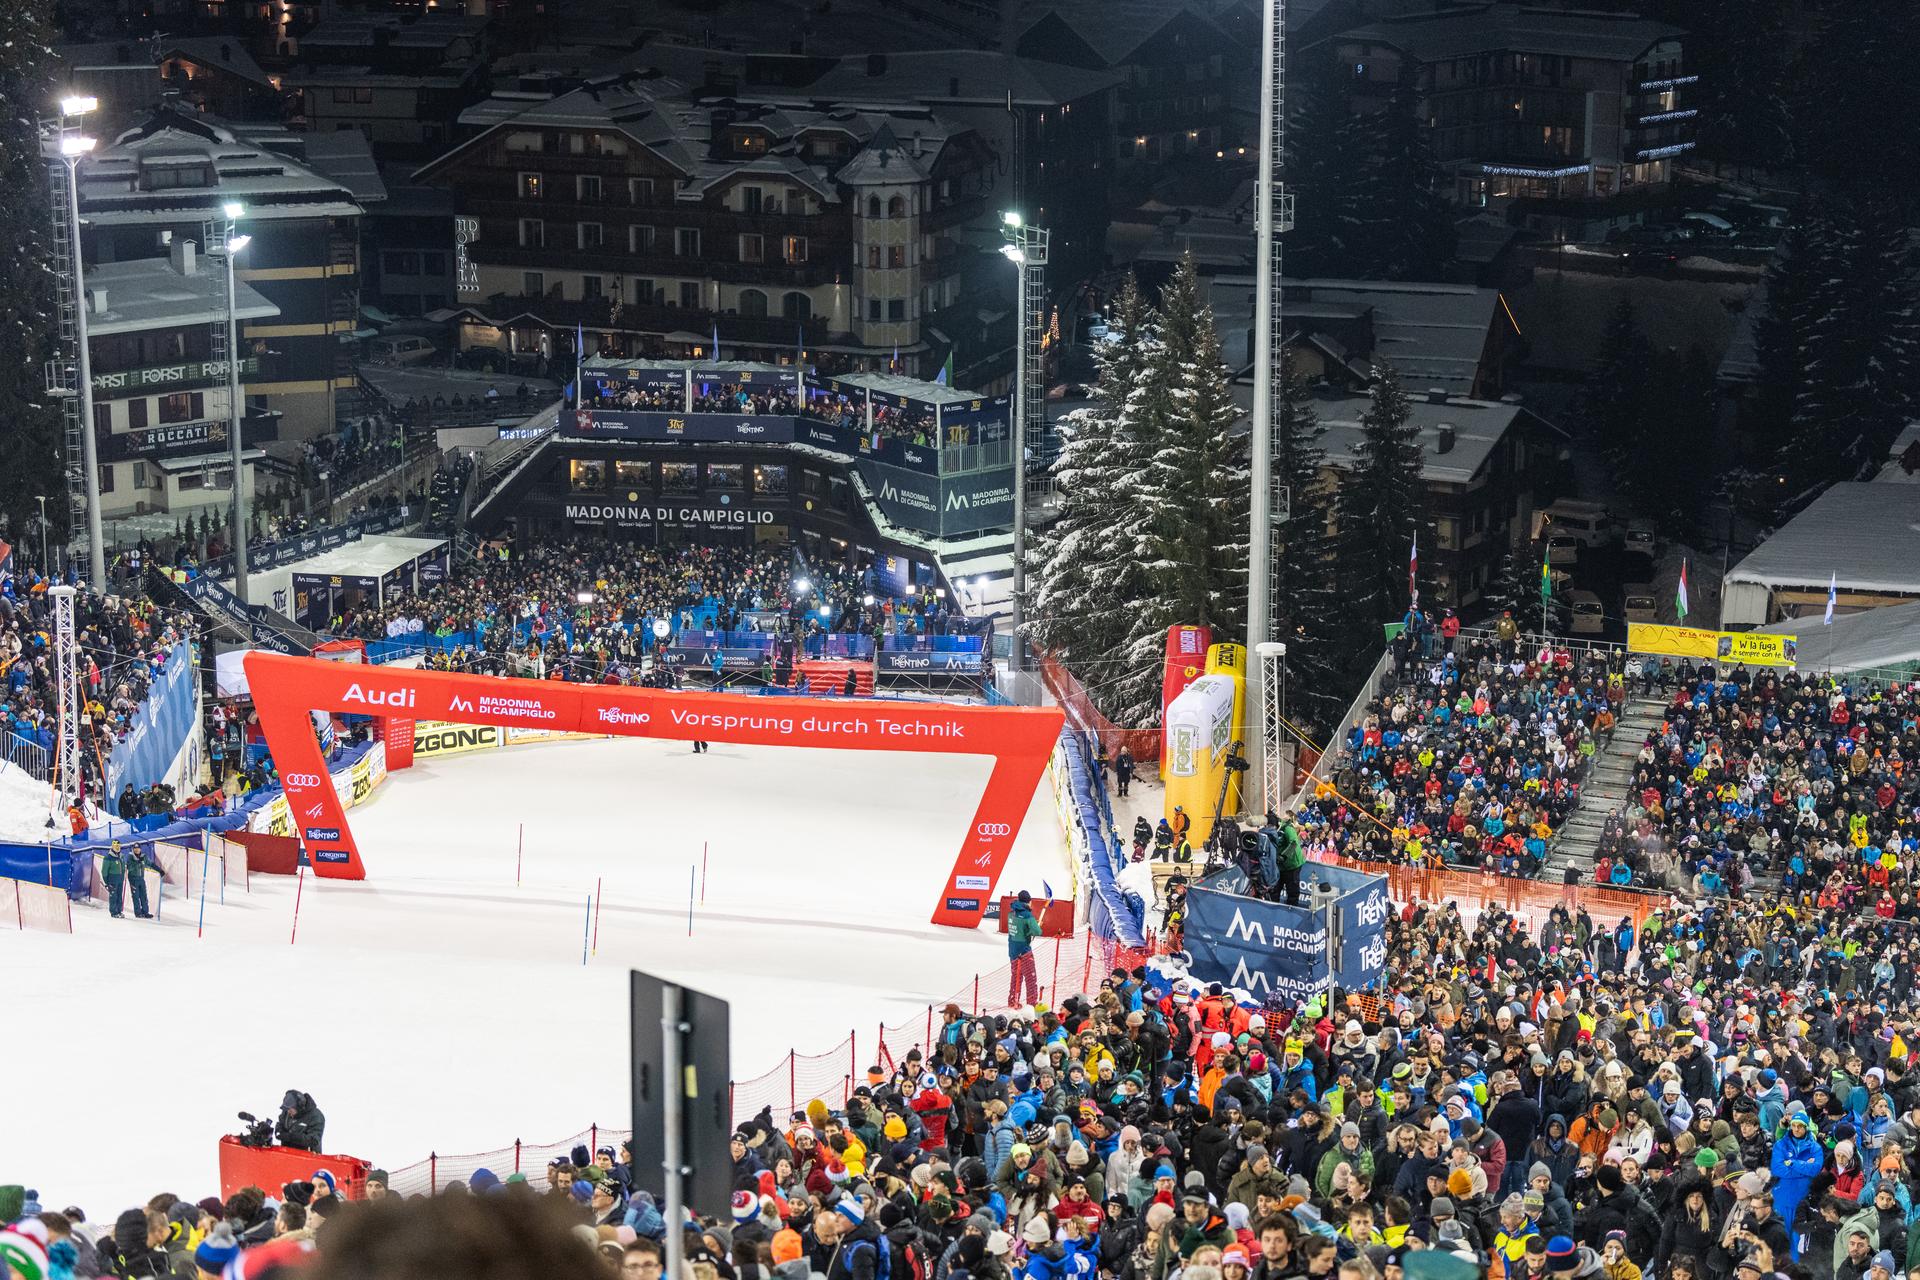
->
[8, 734, 1070, 1216]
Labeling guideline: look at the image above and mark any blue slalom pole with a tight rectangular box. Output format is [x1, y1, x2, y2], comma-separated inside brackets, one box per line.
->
[582, 893, 591, 965]
[197, 849, 210, 938]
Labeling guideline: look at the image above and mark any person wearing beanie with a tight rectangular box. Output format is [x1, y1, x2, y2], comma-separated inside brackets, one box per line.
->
[0, 1219, 49, 1280]
[192, 1224, 239, 1279]
[1315, 1122, 1374, 1201]
[1227, 1144, 1285, 1210]
[469, 1168, 501, 1195]
[826, 1192, 885, 1280]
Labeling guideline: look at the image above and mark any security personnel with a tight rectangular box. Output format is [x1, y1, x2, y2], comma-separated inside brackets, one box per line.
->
[125, 842, 155, 919]
[102, 840, 127, 918]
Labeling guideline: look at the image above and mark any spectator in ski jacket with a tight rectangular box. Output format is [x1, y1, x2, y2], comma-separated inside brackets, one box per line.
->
[1772, 1109, 1828, 1235]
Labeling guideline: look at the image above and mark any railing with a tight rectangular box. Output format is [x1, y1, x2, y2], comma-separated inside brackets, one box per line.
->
[3, 730, 51, 783]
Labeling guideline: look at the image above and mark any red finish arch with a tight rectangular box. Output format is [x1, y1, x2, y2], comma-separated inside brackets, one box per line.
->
[241, 652, 1064, 927]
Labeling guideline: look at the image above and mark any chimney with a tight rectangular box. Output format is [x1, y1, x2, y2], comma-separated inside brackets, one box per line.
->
[949, 75, 960, 97]
[170, 237, 198, 275]
[1425, 386, 1448, 403]
[89, 287, 109, 314]
[1500, 391, 1524, 405]
[1435, 423, 1456, 454]
[866, 53, 887, 77]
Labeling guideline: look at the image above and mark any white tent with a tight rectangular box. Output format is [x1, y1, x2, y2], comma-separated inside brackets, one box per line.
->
[1753, 598, 1920, 674]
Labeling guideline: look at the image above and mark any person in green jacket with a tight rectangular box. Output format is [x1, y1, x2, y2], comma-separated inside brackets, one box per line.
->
[1276, 816, 1305, 906]
[1007, 890, 1043, 1007]
[102, 840, 127, 918]
[125, 843, 154, 919]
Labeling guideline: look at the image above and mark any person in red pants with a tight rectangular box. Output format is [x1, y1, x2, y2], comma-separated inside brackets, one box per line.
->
[1006, 889, 1042, 1007]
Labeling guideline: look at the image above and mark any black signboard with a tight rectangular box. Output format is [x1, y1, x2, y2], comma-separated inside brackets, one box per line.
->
[630, 971, 733, 1215]
[938, 469, 1017, 536]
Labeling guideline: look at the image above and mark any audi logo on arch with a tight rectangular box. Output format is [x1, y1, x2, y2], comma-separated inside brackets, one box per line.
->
[976, 823, 1012, 837]
[284, 773, 324, 788]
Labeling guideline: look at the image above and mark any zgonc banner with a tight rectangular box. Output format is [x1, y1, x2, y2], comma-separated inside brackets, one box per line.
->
[1628, 623, 1797, 667]
[242, 653, 1062, 926]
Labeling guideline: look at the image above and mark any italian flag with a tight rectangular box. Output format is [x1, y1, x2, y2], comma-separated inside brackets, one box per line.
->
[1676, 558, 1690, 621]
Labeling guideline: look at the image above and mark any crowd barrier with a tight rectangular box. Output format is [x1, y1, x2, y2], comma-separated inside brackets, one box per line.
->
[0, 877, 72, 932]
[1053, 731, 1148, 948]
[105, 640, 201, 814]
[1035, 649, 1160, 764]
[1313, 855, 1667, 932]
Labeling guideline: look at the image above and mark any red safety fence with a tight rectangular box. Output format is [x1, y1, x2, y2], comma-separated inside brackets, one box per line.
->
[376, 931, 1158, 1197]
[1034, 650, 1159, 766]
[1314, 855, 1669, 932]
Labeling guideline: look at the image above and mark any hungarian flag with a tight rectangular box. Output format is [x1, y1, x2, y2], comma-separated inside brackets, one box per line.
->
[1676, 559, 1690, 621]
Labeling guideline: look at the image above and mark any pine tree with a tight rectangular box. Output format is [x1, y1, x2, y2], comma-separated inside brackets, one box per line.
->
[1484, 544, 1549, 636]
[1684, 0, 1795, 170]
[1025, 276, 1156, 704]
[1267, 348, 1348, 732]
[1797, 0, 1920, 197]
[0, 0, 65, 545]
[1354, 70, 1458, 280]
[1334, 361, 1429, 643]
[1581, 298, 1656, 489]
[1284, 56, 1368, 279]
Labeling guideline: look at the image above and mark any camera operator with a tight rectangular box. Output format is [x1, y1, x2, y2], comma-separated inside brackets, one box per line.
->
[276, 1090, 326, 1153]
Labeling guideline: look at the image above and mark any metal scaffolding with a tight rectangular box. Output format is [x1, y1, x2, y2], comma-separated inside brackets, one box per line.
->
[48, 585, 82, 808]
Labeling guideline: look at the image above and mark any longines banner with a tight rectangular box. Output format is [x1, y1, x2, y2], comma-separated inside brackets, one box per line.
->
[242, 651, 1062, 928]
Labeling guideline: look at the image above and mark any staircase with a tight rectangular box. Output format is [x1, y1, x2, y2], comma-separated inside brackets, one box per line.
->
[1541, 696, 1666, 882]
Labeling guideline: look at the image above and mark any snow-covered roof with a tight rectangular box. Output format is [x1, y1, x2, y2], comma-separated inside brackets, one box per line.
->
[83, 256, 279, 336]
[1725, 483, 1920, 596]
[1752, 598, 1920, 674]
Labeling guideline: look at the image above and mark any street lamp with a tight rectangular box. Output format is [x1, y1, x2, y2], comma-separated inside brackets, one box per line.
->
[34, 496, 49, 579]
[999, 210, 1048, 672]
[211, 201, 252, 603]
[56, 95, 106, 589]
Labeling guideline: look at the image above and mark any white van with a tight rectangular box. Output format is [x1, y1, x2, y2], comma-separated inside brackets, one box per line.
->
[369, 334, 437, 365]
[1569, 590, 1606, 635]
[1541, 500, 1614, 548]
[1623, 583, 1658, 624]
[1545, 534, 1582, 567]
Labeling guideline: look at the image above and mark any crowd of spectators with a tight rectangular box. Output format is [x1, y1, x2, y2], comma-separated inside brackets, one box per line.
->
[0, 573, 197, 799]
[1296, 622, 1616, 878]
[1593, 661, 1920, 907]
[24, 883, 1920, 1280]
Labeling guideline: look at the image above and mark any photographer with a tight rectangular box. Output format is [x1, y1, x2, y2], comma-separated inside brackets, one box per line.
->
[277, 1090, 326, 1153]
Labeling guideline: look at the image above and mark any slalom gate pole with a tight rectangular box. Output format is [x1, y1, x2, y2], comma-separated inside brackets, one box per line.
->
[701, 840, 708, 902]
[197, 848, 210, 938]
[290, 865, 306, 945]
[517, 823, 523, 885]
[593, 876, 602, 955]
[582, 893, 591, 965]
[687, 865, 695, 936]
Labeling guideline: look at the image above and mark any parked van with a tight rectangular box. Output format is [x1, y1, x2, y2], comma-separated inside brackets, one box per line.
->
[1541, 499, 1614, 548]
[1623, 583, 1658, 624]
[369, 334, 437, 365]
[1569, 590, 1606, 635]
[1623, 520, 1657, 559]
[1545, 534, 1582, 567]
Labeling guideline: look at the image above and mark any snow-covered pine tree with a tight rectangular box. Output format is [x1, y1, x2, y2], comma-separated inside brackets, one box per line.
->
[1267, 349, 1349, 732]
[1360, 70, 1458, 280]
[1025, 276, 1157, 695]
[1334, 361, 1429, 646]
[1284, 57, 1367, 279]
[0, 0, 66, 542]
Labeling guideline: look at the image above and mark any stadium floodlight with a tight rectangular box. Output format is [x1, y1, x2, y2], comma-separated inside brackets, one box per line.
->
[223, 201, 246, 220]
[905, 584, 917, 596]
[229, 234, 251, 253]
[576, 591, 596, 604]
[60, 95, 98, 116]
[793, 576, 810, 593]
[1002, 211, 1021, 228]
[999, 244, 1025, 265]
[59, 134, 95, 156]
[817, 605, 831, 618]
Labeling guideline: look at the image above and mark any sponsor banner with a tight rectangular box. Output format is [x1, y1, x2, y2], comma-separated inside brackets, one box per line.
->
[559, 501, 783, 528]
[503, 725, 607, 746]
[859, 459, 941, 536]
[96, 419, 228, 463]
[877, 650, 987, 675]
[92, 356, 258, 395]
[1183, 885, 1330, 1004]
[304, 826, 342, 842]
[383, 715, 416, 771]
[955, 875, 991, 891]
[411, 720, 501, 759]
[944, 896, 981, 913]
[566, 410, 796, 444]
[939, 469, 1016, 536]
[1628, 623, 1798, 666]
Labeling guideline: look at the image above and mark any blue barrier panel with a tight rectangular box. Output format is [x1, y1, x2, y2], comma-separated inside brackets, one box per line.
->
[1182, 860, 1389, 1000]
[1060, 732, 1147, 949]
[106, 642, 197, 813]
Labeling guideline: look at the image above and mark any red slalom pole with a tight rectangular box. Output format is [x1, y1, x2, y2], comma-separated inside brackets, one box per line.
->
[290, 865, 306, 945]
[701, 840, 708, 903]
[592, 876, 603, 955]
[517, 823, 524, 885]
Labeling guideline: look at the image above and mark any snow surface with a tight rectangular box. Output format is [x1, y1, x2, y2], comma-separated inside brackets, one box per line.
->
[0, 760, 63, 843]
[8, 734, 1069, 1217]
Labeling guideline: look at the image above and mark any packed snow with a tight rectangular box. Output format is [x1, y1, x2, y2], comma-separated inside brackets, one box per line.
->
[0, 759, 63, 844]
[7, 734, 1071, 1216]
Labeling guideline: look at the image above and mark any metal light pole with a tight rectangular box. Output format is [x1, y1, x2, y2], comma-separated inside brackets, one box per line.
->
[212, 203, 253, 604]
[34, 496, 49, 580]
[1245, 0, 1293, 816]
[1000, 211, 1047, 672]
[58, 100, 107, 590]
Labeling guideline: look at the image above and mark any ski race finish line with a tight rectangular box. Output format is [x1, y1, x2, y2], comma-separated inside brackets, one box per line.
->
[241, 652, 1063, 926]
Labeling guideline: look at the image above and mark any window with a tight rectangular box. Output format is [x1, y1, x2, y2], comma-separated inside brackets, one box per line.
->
[887, 300, 905, 321]
[629, 225, 655, 254]
[754, 464, 788, 494]
[158, 391, 205, 424]
[867, 244, 881, 269]
[732, 131, 768, 156]
[582, 275, 603, 300]
[578, 222, 604, 249]
[867, 298, 882, 321]
[354, 87, 372, 104]
[678, 281, 700, 309]
[132, 461, 148, 490]
[93, 402, 112, 432]
[519, 172, 543, 198]
[866, 195, 882, 218]
[421, 252, 446, 274]
[739, 233, 764, 263]
[332, 87, 351, 103]
[570, 460, 607, 493]
[633, 277, 657, 305]
[628, 178, 654, 204]
[384, 251, 421, 274]
[660, 462, 699, 494]
[887, 245, 906, 268]
[742, 186, 764, 214]
[781, 292, 811, 321]
[505, 131, 543, 152]
[127, 399, 149, 430]
[523, 271, 545, 296]
[614, 460, 649, 487]
[887, 194, 906, 218]
[674, 227, 700, 257]
[576, 174, 602, 202]
[782, 236, 807, 264]
[518, 218, 545, 248]
[707, 463, 744, 491]
[98, 464, 114, 494]
[737, 289, 767, 318]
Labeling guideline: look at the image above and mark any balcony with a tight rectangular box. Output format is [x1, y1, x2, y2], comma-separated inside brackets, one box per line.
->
[329, 235, 358, 270]
[475, 292, 830, 347]
[478, 241, 843, 289]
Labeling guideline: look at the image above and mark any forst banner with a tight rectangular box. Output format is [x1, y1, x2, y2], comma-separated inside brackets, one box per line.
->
[242, 653, 1062, 926]
[1628, 623, 1797, 667]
